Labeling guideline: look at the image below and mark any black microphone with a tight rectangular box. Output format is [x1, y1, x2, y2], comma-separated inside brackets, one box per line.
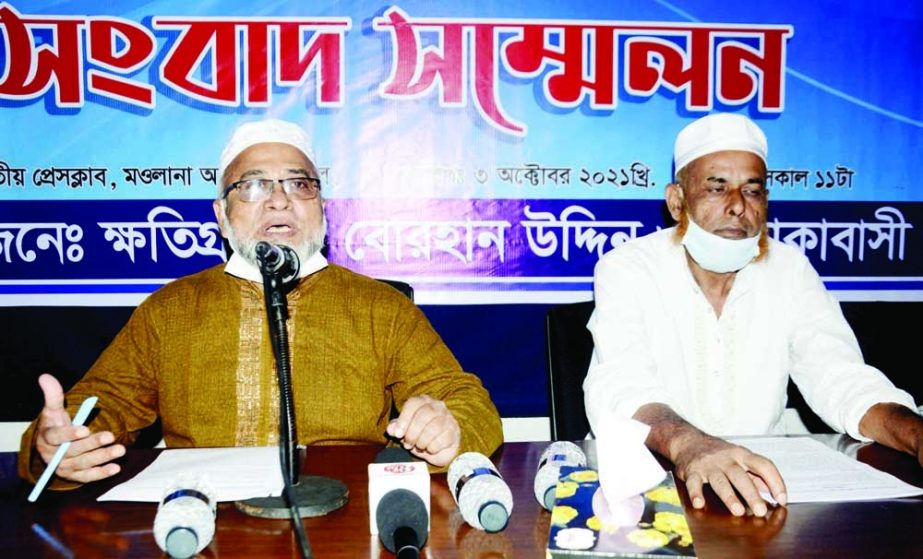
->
[254, 241, 299, 282]
[376, 489, 428, 559]
[374, 447, 416, 464]
[368, 447, 430, 558]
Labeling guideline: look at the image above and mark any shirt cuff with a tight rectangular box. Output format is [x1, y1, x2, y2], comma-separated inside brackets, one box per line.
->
[842, 390, 917, 442]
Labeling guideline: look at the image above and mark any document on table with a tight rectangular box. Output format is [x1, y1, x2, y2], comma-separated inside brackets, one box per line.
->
[731, 436, 923, 503]
[97, 447, 283, 502]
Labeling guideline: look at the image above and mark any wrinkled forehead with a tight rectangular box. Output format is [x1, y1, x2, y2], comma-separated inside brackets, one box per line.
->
[682, 150, 767, 182]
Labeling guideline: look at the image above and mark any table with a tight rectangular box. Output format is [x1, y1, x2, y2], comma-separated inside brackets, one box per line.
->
[2, 436, 921, 558]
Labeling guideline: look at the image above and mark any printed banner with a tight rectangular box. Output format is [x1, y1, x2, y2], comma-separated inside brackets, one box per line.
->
[1, 1, 921, 304]
[2, 199, 919, 304]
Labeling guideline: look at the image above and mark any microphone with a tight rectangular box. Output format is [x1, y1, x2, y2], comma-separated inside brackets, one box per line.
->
[368, 448, 430, 558]
[255, 241, 299, 282]
[376, 489, 428, 559]
[534, 441, 587, 511]
[446, 452, 513, 533]
[153, 475, 216, 559]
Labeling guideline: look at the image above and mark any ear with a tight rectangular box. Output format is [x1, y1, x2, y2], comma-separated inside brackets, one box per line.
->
[212, 199, 230, 239]
[665, 183, 684, 222]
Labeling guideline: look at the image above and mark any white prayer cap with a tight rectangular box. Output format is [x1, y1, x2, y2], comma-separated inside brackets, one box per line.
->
[673, 113, 767, 175]
[218, 119, 316, 181]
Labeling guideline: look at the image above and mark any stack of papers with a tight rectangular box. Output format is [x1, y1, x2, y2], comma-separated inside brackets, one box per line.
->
[98, 447, 284, 502]
[732, 436, 923, 503]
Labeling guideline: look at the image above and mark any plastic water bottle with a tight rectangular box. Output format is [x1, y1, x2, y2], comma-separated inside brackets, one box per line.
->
[447, 452, 513, 532]
[152, 474, 216, 559]
[533, 441, 587, 511]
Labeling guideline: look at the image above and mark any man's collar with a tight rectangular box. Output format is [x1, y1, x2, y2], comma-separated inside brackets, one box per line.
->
[224, 249, 328, 283]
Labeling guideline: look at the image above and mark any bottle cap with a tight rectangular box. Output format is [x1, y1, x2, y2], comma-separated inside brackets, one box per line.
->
[165, 526, 198, 559]
[478, 501, 509, 533]
[543, 485, 557, 512]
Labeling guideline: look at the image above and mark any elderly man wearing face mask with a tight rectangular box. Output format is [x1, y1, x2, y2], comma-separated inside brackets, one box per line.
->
[584, 113, 922, 518]
[19, 119, 503, 489]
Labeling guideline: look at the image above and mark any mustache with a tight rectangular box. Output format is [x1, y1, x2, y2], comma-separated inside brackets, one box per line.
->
[226, 217, 327, 268]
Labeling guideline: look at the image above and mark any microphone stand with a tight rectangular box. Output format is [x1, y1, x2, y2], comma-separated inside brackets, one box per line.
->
[235, 249, 348, 553]
[263, 260, 299, 486]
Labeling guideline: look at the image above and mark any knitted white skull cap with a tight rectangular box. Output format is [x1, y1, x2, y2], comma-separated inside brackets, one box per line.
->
[674, 113, 767, 176]
[218, 119, 316, 182]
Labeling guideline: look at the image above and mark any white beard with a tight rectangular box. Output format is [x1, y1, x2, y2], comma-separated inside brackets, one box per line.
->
[225, 214, 327, 269]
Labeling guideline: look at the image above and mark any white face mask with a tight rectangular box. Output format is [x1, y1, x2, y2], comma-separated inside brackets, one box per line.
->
[681, 216, 760, 273]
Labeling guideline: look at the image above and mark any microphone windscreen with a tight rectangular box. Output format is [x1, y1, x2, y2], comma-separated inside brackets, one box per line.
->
[367, 453, 430, 538]
[374, 447, 415, 464]
[375, 488, 429, 553]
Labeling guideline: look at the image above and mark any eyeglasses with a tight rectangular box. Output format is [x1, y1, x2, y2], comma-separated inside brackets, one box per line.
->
[222, 177, 322, 202]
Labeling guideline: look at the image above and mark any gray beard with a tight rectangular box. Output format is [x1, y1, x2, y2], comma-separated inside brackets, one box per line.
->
[225, 215, 327, 271]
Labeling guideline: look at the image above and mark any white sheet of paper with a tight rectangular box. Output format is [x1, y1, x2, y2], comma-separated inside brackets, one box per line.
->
[732, 436, 923, 503]
[596, 417, 665, 505]
[97, 447, 284, 502]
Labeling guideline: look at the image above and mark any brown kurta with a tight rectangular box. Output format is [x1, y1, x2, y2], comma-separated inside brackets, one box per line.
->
[19, 263, 503, 484]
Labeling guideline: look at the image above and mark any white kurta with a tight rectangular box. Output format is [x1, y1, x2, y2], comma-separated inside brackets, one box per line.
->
[584, 227, 916, 440]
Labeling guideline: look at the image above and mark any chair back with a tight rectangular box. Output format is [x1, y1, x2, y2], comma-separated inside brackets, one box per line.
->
[840, 302, 923, 402]
[545, 300, 595, 441]
[546, 300, 923, 440]
[377, 279, 414, 302]
[788, 301, 923, 432]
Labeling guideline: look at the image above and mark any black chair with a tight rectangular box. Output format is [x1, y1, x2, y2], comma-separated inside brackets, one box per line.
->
[545, 299, 923, 440]
[0, 278, 415, 446]
[840, 302, 923, 403]
[789, 301, 923, 432]
[375, 278, 414, 422]
[377, 278, 414, 302]
[545, 300, 595, 441]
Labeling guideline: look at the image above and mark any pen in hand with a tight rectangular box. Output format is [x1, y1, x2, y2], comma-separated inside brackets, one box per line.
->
[28, 396, 98, 503]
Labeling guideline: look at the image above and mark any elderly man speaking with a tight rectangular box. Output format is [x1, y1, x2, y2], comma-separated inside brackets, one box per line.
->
[20, 119, 503, 488]
[584, 113, 922, 518]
